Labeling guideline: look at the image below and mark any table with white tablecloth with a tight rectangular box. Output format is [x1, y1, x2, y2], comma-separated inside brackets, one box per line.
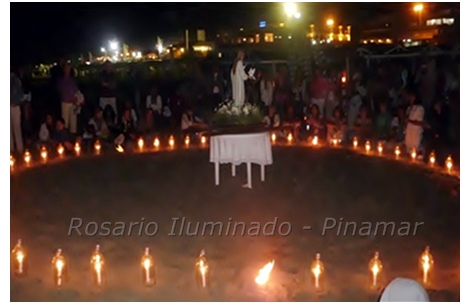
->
[209, 132, 273, 189]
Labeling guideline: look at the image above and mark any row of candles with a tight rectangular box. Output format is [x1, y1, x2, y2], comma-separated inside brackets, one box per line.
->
[11, 239, 434, 290]
[10, 133, 456, 176]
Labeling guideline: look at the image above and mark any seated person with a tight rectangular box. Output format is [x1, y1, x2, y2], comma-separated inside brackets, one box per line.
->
[145, 85, 163, 114]
[181, 107, 207, 133]
[114, 108, 137, 145]
[38, 114, 55, 144]
[52, 117, 75, 151]
[282, 105, 302, 139]
[103, 105, 116, 130]
[124, 101, 138, 126]
[375, 101, 392, 140]
[354, 105, 373, 140]
[305, 104, 325, 138]
[263, 105, 281, 128]
[88, 107, 110, 140]
[326, 106, 346, 143]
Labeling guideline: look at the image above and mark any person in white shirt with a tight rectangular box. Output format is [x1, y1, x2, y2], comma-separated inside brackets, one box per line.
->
[404, 92, 425, 156]
[260, 73, 274, 109]
[39, 114, 55, 143]
[145, 86, 163, 114]
[181, 107, 207, 132]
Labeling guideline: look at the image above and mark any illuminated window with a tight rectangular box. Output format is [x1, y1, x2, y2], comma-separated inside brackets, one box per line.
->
[265, 33, 274, 42]
[443, 18, 454, 25]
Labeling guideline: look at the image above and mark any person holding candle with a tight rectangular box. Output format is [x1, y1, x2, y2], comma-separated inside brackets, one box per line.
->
[305, 104, 325, 138]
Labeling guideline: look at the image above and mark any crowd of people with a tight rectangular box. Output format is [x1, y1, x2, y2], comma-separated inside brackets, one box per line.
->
[10, 53, 459, 162]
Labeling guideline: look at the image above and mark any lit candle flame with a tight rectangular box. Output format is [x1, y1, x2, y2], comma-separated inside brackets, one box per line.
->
[10, 155, 15, 168]
[138, 138, 144, 151]
[169, 136, 175, 148]
[94, 140, 101, 155]
[394, 146, 400, 158]
[332, 137, 338, 146]
[353, 137, 358, 149]
[24, 150, 31, 165]
[271, 133, 276, 144]
[153, 137, 160, 149]
[312, 135, 318, 146]
[411, 148, 417, 161]
[365, 140, 371, 153]
[255, 260, 275, 285]
[445, 156, 453, 172]
[377, 142, 383, 154]
[420, 246, 433, 285]
[195, 250, 209, 288]
[311, 253, 324, 289]
[429, 151, 436, 166]
[40, 147, 48, 162]
[184, 136, 190, 147]
[201, 136, 207, 146]
[74, 142, 81, 155]
[57, 144, 64, 157]
[287, 133, 293, 144]
[369, 252, 382, 288]
[341, 76, 346, 83]
[115, 145, 124, 153]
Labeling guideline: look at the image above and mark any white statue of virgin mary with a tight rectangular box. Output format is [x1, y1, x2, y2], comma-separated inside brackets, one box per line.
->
[230, 50, 255, 107]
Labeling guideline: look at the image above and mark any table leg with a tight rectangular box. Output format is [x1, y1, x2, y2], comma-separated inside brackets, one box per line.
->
[247, 162, 252, 189]
[232, 164, 236, 177]
[261, 165, 265, 182]
[215, 162, 220, 186]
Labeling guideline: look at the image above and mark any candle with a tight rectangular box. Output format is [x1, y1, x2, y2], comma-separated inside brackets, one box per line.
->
[255, 260, 275, 286]
[138, 138, 144, 152]
[312, 135, 318, 146]
[365, 140, 371, 153]
[420, 246, 433, 285]
[368, 252, 383, 288]
[411, 148, 417, 161]
[353, 137, 358, 149]
[195, 250, 209, 288]
[445, 156, 453, 173]
[332, 137, 338, 146]
[377, 142, 383, 155]
[394, 146, 400, 158]
[12, 239, 25, 276]
[57, 144, 64, 157]
[184, 136, 190, 147]
[271, 133, 276, 144]
[141, 247, 155, 286]
[429, 151, 436, 166]
[90, 245, 105, 287]
[201, 136, 207, 146]
[74, 142, 81, 156]
[94, 140, 101, 155]
[10, 155, 15, 170]
[169, 136, 175, 149]
[52, 249, 66, 287]
[115, 145, 124, 153]
[40, 146, 48, 162]
[153, 137, 160, 150]
[287, 133, 293, 144]
[23, 150, 31, 166]
[310, 253, 324, 289]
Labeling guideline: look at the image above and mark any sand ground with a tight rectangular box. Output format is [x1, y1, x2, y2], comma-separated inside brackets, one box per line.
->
[10, 147, 460, 301]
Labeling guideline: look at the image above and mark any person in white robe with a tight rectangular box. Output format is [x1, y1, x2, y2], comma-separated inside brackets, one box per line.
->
[231, 51, 254, 107]
[379, 278, 429, 302]
[405, 93, 425, 154]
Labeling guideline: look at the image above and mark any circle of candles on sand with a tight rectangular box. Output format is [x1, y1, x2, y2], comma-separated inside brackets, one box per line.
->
[12, 239, 26, 276]
[365, 140, 371, 153]
[137, 138, 144, 152]
[271, 133, 276, 144]
[195, 250, 209, 288]
[255, 260, 274, 286]
[94, 140, 101, 155]
[377, 142, 383, 155]
[429, 151, 436, 166]
[141, 247, 156, 286]
[394, 146, 400, 158]
[184, 136, 190, 147]
[57, 144, 65, 157]
[23, 150, 31, 166]
[52, 249, 67, 288]
[310, 253, 324, 290]
[90, 245, 105, 287]
[40, 146, 48, 162]
[369, 252, 383, 288]
[153, 137, 160, 150]
[420, 246, 433, 285]
[353, 137, 358, 149]
[74, 142, 81, 156]
[445, 156, 453, 173]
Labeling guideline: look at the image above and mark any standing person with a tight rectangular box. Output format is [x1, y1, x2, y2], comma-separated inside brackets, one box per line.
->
[231, 50, 253, 107]
[58, 63, 80, 134]
[309, 69, 329, 118]
[260, 71, 274, 110]
[10, 67, 25, 154]
[209, 66, 224, 109]
[99, 60, 118, 122]
[405, 92, 425, 157]
[49, 56, 66, 117]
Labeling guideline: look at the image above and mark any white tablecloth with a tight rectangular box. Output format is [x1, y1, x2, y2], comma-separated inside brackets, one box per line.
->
[210, 132, 273, 188]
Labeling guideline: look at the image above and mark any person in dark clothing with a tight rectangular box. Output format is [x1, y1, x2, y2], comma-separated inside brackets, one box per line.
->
[52, 117, 75, 151]
[114, 108, 137, 145]
[425, 100, 448, 152]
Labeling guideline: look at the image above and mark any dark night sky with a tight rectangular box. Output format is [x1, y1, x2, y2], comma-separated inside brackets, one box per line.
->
[10, 2, 457, 64]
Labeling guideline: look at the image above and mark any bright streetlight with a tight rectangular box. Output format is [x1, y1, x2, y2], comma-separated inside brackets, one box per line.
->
[294, 12, 301, 19]
[109, 40, 119, 51]
[284, 2, 297, 17]
[326, 19, 334, 26]
[100, 47, 106, 53]
[413, 3, 424, 25]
